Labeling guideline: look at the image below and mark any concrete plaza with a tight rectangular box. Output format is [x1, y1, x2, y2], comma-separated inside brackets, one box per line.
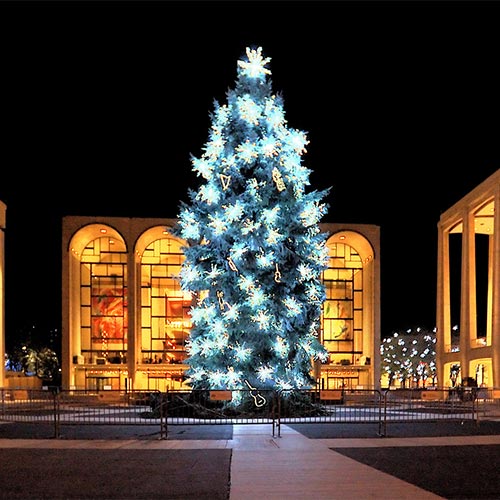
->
[0, 421, 500, 499]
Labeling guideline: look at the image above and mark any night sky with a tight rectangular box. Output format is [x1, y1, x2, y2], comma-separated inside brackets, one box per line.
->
[1, 1, 499, 351]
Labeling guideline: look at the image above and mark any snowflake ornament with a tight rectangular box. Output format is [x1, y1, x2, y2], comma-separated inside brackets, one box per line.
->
[238, 46, 271, 79]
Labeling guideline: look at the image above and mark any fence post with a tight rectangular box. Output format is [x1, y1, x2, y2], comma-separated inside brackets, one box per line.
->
[53, 388, 60, 439]
[378, 389, 387, 437]
[272, 391, 281, 438]
[472, 392, 479, 425]
[160, 390, 168, 440]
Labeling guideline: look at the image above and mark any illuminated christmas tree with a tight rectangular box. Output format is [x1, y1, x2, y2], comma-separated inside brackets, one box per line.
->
[174, 46, 329, 398]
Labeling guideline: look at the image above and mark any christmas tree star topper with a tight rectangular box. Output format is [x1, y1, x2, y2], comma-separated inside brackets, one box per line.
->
[237, 46, 271, 79]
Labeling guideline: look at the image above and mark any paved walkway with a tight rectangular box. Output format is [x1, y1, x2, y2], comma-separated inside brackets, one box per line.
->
[229, 424, 444, 499]
[2, 423, 500, 499]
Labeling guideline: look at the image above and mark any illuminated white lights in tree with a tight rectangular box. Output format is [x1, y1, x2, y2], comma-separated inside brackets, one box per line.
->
[173, 46, 330, 396]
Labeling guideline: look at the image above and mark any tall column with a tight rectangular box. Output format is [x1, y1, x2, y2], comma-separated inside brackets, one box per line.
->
[460, 208, 476, 380]
[0, 201, 6, 388]
[436, 220, 452, 387]
[436, 221, 444, 386]
[127, 249, 137, 392]
[491, 189, 500, 388]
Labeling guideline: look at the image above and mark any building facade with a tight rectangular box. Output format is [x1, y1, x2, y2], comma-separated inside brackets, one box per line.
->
[436, 169, 500, 389]
[61, 216, 381, 393]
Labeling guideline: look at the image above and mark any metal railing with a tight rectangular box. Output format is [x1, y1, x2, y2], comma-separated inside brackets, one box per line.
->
[1, 386, 496, 439]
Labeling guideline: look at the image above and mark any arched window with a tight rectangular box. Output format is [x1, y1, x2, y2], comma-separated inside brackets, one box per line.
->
[140, 236, 191, 368]
[80, 236, 128, 365]
[322, 241, 364, 376]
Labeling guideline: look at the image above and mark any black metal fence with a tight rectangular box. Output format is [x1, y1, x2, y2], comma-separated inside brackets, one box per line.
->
[1, 386, 497, 439]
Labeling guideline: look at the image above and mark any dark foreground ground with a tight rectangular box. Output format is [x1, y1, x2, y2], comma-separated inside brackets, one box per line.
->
[0, 420, 499, 499]
[290, 420, 500, 499]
